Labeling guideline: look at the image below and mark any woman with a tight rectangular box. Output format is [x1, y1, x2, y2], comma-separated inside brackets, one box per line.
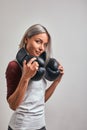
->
[6, 24, 64, 130]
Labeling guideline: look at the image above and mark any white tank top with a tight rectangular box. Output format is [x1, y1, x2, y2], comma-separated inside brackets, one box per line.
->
[9, 79, 47, 130]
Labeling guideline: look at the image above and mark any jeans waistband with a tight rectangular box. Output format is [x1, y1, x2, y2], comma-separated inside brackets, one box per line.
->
[8, 126, 46, 130]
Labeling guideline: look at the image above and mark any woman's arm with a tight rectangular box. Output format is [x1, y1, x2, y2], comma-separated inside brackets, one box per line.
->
[7, 58, 39, 110]
[45, 64, 64, 102]
[7, 76, 30, 110]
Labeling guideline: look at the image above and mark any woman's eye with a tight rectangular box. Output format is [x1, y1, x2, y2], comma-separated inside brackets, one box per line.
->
[35, 40, 41, 43]
[44, 43, 48, 47]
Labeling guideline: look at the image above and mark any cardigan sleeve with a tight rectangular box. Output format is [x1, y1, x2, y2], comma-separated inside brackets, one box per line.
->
[5, 60, 22, 99]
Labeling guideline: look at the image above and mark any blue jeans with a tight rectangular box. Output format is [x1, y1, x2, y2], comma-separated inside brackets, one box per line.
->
[8, 126, 46, 130]
[37, 126, 46, 130]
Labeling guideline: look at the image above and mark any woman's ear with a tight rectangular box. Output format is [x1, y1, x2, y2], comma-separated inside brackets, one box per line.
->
[24, 37, 28, 44]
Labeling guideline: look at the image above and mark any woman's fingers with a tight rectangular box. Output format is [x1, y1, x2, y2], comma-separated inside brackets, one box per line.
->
[32, 61, 39, 70]
[58, 64, 64, 75]
[27, 57, 37, 67]
[26, 58, 39, 71]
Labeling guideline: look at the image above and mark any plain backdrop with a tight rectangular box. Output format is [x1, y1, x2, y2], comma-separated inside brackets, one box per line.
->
[0, 0, 87, 130]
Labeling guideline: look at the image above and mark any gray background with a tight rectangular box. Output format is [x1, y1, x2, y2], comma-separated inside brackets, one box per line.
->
[0, 0, 87, 130]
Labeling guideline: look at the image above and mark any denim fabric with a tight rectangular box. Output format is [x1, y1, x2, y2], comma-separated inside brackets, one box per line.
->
[8, 126, 46, 130]
[37, 126, 46, 130]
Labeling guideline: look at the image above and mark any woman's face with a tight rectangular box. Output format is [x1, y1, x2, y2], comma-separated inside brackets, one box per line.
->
[25, 33, 49, 56]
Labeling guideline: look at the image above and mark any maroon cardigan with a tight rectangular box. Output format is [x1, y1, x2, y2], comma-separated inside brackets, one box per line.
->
[5, 61, 22, 99]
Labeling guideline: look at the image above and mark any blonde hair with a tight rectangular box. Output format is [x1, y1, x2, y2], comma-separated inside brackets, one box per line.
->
[19, 24, 52, 60]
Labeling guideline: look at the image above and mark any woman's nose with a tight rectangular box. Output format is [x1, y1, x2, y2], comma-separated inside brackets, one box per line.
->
[39, 44, 44, 51]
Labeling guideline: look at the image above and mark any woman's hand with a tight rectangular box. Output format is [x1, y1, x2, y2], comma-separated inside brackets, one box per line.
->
[45, 62, 64, 102]
[54, 63, 64, 83]
[22, 57, 39, 80]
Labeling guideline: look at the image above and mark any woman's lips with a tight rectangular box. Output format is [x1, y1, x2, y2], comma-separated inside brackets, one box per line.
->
[36, 51, 41, 55]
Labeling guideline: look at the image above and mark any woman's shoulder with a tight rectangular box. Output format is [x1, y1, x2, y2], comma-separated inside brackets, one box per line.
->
[8, 60, 19, 67]
[7, 60, 20, 68]
[6, 60, 22, 74]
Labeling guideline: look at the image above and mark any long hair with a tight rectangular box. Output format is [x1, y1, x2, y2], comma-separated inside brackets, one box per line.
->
[19, 24, 52, 60]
